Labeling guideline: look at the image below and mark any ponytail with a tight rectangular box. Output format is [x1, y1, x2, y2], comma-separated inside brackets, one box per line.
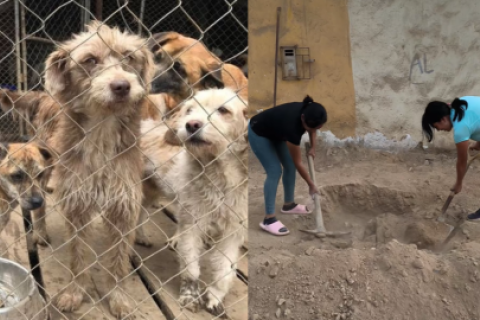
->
[450, 97, 468, 122]
[301, 95, 314, 110]
[301, 95, 327, 128]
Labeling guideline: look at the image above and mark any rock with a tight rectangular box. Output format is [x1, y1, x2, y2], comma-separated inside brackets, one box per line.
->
[284, 309, 291, 316]
[270, 266, 279, 278]
[332, 240, 353, 249]
[252, 314, 260, 320]
[424, 160, 430, 166]
[276, 308, 282, 318]
[412, 259, 424, 269]
[422, 269, 433, 283]
[277, 298, 286, 306]
[305, 246, 316, 256]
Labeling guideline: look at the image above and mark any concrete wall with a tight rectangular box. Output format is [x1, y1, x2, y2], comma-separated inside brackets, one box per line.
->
[249, 0, 356, 138]
[348, 0, 480, 148]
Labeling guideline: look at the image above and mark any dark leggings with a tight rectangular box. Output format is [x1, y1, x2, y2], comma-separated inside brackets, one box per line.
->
[248, 123, 296, 215]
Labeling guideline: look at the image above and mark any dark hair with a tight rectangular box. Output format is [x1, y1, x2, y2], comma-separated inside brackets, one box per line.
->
[301, 95, 327, 128]
[421, 98, 468, 142]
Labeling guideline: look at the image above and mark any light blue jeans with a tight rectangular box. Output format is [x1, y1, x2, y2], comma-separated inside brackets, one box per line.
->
[248, 122, 296, 215]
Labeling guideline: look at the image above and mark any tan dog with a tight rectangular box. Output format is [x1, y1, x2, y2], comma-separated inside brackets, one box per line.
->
[148, 31, 248, 105]
[43, 21, 154, 318]
[140, 88, 248, 317]
[0, 90, 62, 194]
[0, 143, 51, 239]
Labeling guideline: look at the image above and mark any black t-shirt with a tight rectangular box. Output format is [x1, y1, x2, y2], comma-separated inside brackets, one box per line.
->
[250, 102, 305, 145]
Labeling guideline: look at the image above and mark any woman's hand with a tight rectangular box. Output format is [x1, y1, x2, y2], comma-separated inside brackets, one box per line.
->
[309, 183, 319, 198]
[307, 148, 315, 159]
[451, 181, 462, 194]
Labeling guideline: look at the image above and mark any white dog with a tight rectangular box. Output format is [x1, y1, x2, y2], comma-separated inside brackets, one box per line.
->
[141, 88, 248, 317]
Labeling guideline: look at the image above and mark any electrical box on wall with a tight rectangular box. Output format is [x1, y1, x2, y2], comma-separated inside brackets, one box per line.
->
[282, 47, 298, 77]
[279, 46, 314, 80]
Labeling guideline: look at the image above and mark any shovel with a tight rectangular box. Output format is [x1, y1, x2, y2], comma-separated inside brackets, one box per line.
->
[436, 150, 480, 250]
[299, 142, 351, 238]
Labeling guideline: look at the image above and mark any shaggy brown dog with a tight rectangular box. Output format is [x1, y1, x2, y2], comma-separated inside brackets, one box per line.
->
[43, 21, 154, 318]
[147, 31, 248, 104]
[0, 142, 51, 238]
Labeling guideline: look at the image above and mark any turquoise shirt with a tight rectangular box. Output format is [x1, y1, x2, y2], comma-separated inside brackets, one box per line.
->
[451, 96, 480, 144]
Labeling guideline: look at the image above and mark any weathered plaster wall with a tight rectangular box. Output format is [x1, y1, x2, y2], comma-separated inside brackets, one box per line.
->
[348, 0, 480, 148]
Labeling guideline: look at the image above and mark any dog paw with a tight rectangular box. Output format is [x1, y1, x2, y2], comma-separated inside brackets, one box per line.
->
[179, 279, 202, 313]
[179, 293, 201, 313]
[167, 239, 177, 251]
[109, 292, 134, 319]
[205, 292, 228, 318]
[55, 287, 84, 312]
[134, 236, 152, 248]
[33, 233, 50, 247]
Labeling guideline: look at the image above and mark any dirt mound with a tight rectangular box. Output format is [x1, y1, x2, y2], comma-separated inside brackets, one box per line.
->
[249, 240, 480, 320]
[249, 146, 480, 320]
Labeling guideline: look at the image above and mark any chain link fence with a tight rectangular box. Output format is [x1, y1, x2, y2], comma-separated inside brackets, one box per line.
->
[0, 1, 248, 319]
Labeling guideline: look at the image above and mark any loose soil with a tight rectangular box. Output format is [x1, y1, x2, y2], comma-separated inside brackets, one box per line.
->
[249, 142, 480, 320]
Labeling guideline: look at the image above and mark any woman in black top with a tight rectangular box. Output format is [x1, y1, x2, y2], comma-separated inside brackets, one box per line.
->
[248, 95, 327, 236]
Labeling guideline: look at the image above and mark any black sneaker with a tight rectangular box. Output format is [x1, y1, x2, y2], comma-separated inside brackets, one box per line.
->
[467, 209, 480, 221]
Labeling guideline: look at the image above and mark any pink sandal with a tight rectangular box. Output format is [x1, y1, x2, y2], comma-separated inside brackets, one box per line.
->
[259, 221, 290, 236]
[281, 204, 311, 215]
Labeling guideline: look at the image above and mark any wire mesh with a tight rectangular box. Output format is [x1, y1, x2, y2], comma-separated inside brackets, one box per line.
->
[0, 0, 248, 319]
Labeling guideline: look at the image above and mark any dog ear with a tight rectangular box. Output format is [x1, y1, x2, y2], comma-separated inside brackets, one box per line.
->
[44, 49, 68, 95]
[0, 143, 8, 161]
[37, 146, 52, 162]
[201, 64, 225, 89]
[139, 46, 156, 92]
[148, 32, 181, 53]
[0, 89, 16, 113]
[164, 128, 182, 146]
[0, 90, 42, 119]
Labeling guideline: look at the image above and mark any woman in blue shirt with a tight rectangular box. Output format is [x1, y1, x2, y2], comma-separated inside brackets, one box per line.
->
[422, 96, 480, 220]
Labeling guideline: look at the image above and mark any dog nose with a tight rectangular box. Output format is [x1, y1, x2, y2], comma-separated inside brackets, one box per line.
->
[29, 196, 44, 209]
[110, 80, 131, 97]
[186, 120, 203, 133]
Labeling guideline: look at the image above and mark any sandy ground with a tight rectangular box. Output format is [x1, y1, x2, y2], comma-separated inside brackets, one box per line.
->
[248, 141, 480, 320]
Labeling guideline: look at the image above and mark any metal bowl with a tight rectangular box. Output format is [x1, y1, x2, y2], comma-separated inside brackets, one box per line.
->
[0, 257, 48, 320]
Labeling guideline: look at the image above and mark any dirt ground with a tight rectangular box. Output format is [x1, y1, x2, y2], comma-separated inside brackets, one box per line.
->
[248, 140, 480, 320]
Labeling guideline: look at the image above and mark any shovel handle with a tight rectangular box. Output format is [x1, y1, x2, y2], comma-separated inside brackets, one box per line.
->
[305, 142, 316, 181]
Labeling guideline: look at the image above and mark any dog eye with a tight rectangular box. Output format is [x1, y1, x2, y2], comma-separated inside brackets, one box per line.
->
[10, 171, 26, 182]
[218, 106, 229, 115]
[84, 57, 97, 65]
[123, 55, 133, 63]
[186, 108, 192, 115]
[37, 171, 44, 179]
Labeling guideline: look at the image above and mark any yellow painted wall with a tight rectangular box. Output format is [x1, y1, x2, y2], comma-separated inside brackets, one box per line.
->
[249, 0, 356, 138]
